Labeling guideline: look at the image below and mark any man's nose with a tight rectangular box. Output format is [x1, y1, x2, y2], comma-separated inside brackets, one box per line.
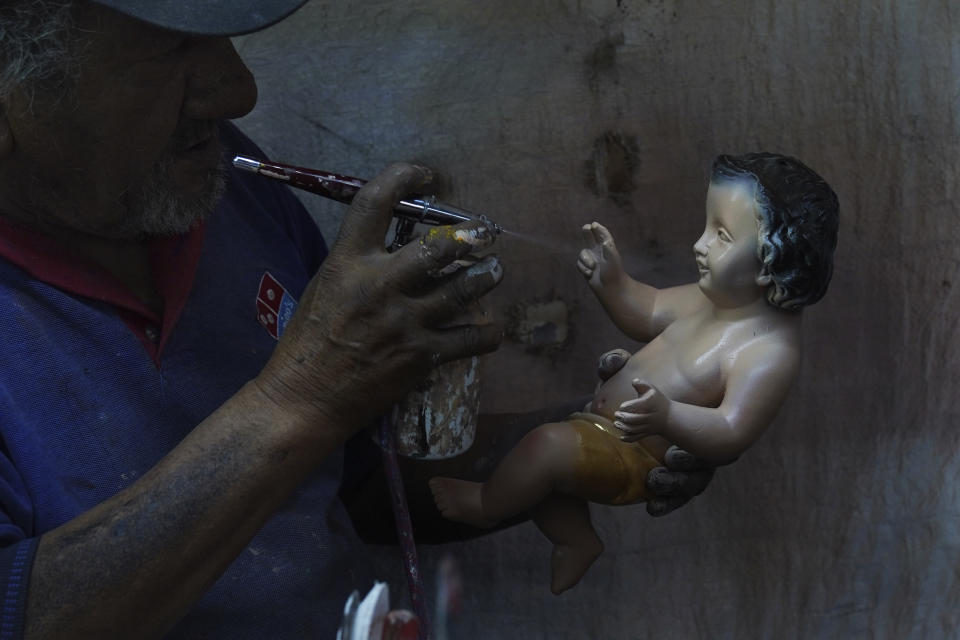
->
[181, 38, 258, 120]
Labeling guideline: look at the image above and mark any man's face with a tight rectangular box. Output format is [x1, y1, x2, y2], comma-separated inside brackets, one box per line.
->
[693, 180, 767, 307]
[0, 3, 257, 239]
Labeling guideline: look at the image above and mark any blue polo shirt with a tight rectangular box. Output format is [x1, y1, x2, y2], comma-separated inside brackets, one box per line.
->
[0, 123, 372, 638]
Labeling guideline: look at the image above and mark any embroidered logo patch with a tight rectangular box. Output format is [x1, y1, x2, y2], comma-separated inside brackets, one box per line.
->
[256, 272, 298, 339]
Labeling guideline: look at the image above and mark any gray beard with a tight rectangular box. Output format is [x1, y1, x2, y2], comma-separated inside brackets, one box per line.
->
[18, 120, 229, 240]
[119, 150, 227, 238]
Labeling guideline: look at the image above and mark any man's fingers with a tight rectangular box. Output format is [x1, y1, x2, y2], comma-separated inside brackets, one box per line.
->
[662, 445, 711, 471]
[645, 466, 687, 496]
[390, 220, 498, 290]
[596, 348, 630, 381]
[419, 254, 504, 324]
[646, 496, 690, 517]
[644, 447, 717, 517]
[645, 466, 714, 498]
[426, 322, 503, 366]
[336, 162, 434, 252]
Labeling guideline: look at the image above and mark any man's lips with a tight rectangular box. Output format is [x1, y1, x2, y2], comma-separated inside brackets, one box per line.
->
[178, 135, 215, 154]
[171, 135, 223, 192]
[174, 122, 219, 154]
[174, 132, 223, 166]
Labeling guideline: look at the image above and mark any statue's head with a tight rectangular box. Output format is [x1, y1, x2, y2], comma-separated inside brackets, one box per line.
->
[710, 153, 839, 310]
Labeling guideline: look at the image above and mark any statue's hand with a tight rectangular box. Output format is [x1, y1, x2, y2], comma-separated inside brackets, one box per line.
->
[614, 379, 670, 441]
[644, 446, 715, 517]
[576, 222, 624, 289]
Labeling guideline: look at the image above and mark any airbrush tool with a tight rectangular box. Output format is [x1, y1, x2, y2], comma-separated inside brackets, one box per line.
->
[232, 155, 503, 247]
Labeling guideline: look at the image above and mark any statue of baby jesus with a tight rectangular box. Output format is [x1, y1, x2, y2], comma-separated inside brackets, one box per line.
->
[430, 152, 839, 594]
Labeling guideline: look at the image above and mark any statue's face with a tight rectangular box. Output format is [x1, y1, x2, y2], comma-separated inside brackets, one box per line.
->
[693, 181, 767, 307]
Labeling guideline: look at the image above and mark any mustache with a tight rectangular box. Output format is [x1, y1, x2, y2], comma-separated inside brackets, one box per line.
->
[171, 119, 220, 153]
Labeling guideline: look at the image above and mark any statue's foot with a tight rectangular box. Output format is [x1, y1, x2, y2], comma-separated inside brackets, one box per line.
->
[428, 477, 499, 528]
[549, 535, 604, 595]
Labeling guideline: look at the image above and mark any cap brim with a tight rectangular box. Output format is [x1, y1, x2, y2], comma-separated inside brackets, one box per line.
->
[88, 0, 310, 36]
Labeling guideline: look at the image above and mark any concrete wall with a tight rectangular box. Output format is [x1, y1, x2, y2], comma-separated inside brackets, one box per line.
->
[236, 1, 960, 637]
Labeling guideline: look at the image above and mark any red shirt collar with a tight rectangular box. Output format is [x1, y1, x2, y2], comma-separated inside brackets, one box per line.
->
[0, 214, 205, 365]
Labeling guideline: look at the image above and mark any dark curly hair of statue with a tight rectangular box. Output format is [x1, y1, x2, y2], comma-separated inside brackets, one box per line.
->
[711, 153, 839, 310]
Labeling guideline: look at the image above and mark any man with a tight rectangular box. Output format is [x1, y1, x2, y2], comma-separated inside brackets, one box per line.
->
[0, 1, 710, 637]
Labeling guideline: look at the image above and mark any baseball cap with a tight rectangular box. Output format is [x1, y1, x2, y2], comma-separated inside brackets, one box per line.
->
[87, 0, 310, 36]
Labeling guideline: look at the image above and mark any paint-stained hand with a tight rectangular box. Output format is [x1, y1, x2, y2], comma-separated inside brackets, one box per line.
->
[614, 379, 671, 442]
[592, 347, 631, 400]
[577, 222, 624, 290]
[256, 162, 503, 441]
[596, 348, 631, 382]
[644, 446, 716, 517]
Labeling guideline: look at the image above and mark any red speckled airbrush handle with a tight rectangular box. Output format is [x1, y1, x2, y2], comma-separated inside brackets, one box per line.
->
[248, 159, 366, 202]
[233, 154, 500, 235]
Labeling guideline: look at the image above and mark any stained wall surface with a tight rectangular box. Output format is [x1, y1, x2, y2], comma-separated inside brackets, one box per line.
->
[235, 1, 960, 637]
